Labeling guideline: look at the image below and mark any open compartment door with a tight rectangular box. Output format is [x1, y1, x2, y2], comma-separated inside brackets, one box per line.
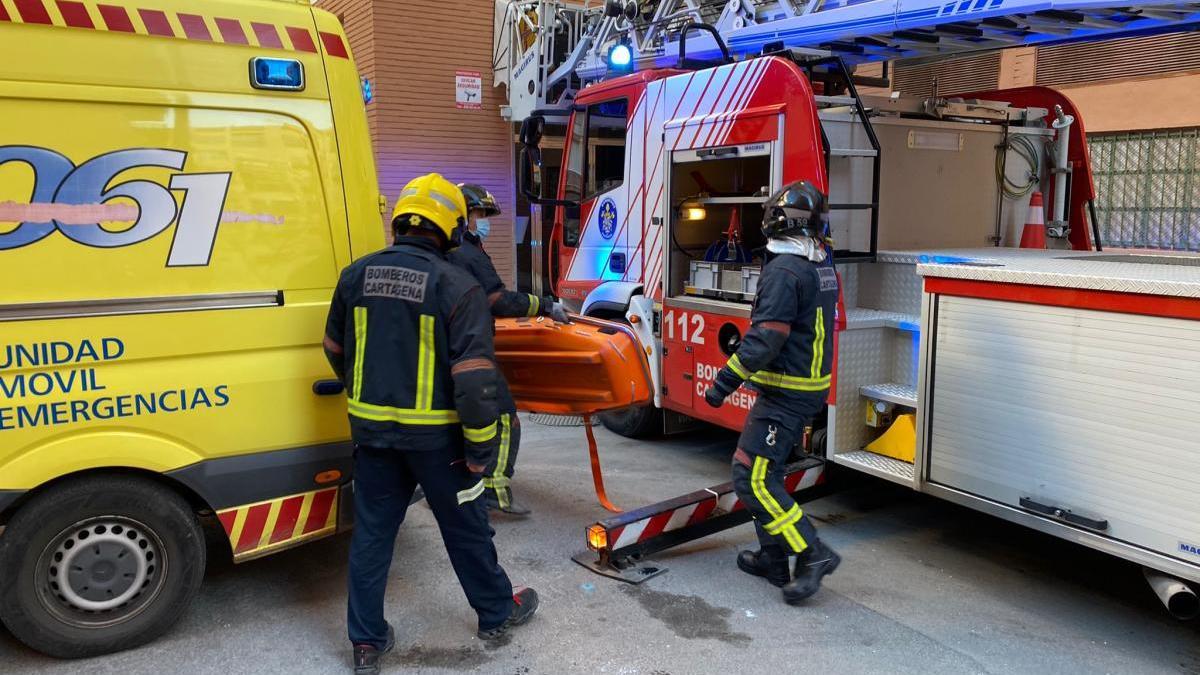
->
[494, 315, 653, 415]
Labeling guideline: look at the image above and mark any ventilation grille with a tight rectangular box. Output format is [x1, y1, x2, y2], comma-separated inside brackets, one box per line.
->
[1037, 31, 1200, 87]
[892, 51, 1000, 98]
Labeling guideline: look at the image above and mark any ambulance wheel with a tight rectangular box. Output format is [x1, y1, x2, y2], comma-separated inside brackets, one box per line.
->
[598, 404, 662, 439]
[0, 474, 206, 658]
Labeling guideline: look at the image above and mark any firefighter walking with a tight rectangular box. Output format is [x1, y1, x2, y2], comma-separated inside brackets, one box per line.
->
[323, 174, 539, 674]
[448, 183, 569, 516]
[704, 180, 841, 604]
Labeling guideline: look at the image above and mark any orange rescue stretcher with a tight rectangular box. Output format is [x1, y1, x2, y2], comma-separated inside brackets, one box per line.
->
[493, 315, 653, 512]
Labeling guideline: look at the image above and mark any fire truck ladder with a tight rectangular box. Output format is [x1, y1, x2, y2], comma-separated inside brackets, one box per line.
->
[574, 456, 832, 582]
[496, 1, 1200, 119]
[799, 53, 883, 261]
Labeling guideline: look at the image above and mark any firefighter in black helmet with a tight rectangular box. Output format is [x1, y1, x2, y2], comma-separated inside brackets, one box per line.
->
[703, 180, 841, 604]
[324, 174, 539, 675]
[448, 183, 569, 517]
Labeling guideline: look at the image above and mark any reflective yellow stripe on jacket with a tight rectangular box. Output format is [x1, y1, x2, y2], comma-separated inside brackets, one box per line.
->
[463, 420, 498, 443]
[348, 399, 459, 425]
[748, 371, 831, 391]
[457, 479, 485, 505]
[347, 312, 461, 427]
[352, 307, 368, 401]
[415, 314, 435, 410]
[810, 307, 825, 379]
[726, 353, 750, 380]
[526, 294, 540, 317]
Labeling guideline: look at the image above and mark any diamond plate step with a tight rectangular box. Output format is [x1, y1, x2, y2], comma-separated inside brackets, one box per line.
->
[834, 450, 914, 485]
[860, 383, 917, 407]
[845, 308, 920, 332]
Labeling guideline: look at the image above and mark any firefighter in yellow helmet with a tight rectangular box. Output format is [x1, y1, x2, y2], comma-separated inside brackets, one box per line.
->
[323, 174, 539, 675]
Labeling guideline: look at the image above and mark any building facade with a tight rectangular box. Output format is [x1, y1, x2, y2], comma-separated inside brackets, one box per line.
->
[319, 0, 1200, 274]
[317, 0, 518, 281]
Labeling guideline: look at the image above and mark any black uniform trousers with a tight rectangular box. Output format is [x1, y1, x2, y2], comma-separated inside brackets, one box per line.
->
[483, 379, 521, 508]
[731, 396, 820, 555]
[347, 442, 513, 648]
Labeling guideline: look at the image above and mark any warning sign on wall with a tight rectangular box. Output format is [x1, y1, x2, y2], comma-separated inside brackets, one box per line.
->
[455, 70, 483, 110]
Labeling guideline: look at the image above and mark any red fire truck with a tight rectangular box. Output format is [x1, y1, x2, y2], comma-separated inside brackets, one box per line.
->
[516, 15, 1200, 617]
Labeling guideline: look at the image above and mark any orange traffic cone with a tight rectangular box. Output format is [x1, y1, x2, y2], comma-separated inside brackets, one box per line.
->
[1020, 191, 1047, 249]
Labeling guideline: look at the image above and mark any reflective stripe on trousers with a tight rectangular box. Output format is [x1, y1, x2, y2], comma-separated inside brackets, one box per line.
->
[483, 414, 514, 506]
[750, 455, 808, 553]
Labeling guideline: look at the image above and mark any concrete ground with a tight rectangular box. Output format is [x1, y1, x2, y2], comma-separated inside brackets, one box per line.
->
[3, 417, 1198, 674]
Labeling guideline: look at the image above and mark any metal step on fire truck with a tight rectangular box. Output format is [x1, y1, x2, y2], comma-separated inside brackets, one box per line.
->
[491, 0, 1200, 618]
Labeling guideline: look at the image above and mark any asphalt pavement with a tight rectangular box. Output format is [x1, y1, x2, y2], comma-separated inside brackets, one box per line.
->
[3, 416, 1198, 674]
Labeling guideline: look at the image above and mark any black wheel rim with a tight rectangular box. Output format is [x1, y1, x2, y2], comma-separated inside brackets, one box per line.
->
[35, 516, 169, 629]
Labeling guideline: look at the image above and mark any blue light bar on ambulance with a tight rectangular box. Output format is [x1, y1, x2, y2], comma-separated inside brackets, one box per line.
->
[250, 57, 305, 91]
[607, 41, 633, 72]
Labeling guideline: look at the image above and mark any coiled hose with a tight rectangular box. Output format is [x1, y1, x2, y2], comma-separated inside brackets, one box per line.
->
[996, 134, 1041, 199]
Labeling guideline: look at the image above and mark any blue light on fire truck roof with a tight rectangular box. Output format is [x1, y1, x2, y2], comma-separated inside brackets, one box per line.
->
[607, 42, 633, 72]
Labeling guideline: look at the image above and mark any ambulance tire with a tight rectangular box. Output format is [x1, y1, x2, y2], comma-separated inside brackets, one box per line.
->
[0, 475, 206, 659]
[598, 404, 662, 439]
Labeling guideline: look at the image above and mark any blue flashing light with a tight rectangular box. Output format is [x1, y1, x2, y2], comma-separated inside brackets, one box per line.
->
[608, 42, 633, 71]
[361, 77, 374, 104]
[251, 57, 304, 91]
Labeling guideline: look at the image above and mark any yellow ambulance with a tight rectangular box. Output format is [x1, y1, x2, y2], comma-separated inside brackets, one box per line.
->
[0, 0, 383, 657]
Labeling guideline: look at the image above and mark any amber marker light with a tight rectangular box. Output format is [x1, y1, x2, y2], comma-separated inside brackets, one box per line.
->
[586, 524, 608, 551]
[315, 470, 342, 484]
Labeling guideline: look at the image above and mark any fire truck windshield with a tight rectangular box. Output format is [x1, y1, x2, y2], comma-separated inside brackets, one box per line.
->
[562, 98, 629, 248]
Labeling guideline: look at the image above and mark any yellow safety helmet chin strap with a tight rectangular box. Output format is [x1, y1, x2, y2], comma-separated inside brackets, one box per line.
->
[391, 173, 468, 244]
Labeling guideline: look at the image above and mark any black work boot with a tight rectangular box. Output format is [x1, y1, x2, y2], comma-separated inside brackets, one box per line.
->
[485, 488, 532, 517]
[736, 547, 790, 587]
[477, 587, 540, 641]
[782, 539, 841, 604]
[352, 624, 395, 675]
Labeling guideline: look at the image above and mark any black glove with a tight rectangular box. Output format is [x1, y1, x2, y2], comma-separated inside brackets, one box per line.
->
[705, 382, 732, 408]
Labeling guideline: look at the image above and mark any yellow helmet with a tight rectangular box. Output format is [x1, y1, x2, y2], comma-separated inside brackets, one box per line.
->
[391, 173, 468, 242]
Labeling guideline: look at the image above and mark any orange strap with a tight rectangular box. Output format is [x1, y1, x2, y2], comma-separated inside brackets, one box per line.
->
[583, 414, 621, 513]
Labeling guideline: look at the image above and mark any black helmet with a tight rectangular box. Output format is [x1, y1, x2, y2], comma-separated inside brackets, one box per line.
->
[458, 183, 502, 217]
[761, 181, 829, 241]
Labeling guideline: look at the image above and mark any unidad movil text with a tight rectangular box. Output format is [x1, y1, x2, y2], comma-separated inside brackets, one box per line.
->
[0, 338, 229, 431]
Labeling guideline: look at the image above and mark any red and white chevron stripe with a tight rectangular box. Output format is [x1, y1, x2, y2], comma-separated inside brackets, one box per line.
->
[638, 58, 775, 295]
[606, 461, 824, 553]
[564, 57, 776, 291]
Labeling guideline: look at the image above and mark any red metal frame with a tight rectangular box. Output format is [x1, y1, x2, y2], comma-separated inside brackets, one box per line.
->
[957, 86, 1097, 252]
